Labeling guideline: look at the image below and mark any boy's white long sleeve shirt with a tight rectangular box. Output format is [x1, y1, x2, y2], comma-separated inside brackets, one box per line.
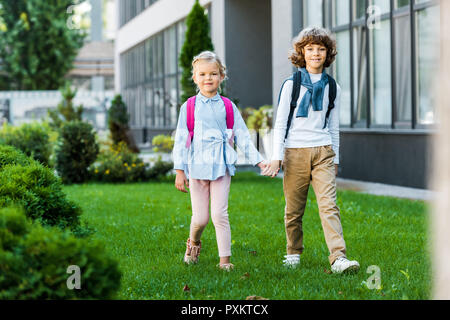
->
[272, 72, 341, 164]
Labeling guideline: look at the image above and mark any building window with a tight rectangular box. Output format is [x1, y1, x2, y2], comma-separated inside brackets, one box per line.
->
[335, 30, 351, 126]
[371, 8, 391, 126]
[120, 21, 185, 132]
[416, 5, 440, 125]
[304, 0, 324, 27]
[119, 0, 160, 27]
[316, 0, 440, 130]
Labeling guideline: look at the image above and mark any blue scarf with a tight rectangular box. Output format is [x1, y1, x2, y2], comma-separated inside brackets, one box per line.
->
[296, 68, 329, 118]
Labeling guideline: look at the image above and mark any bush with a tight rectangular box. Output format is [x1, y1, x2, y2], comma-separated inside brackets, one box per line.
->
[146, 156, 174, 180]
[246, 105, 273, 131]
[55, 121, 99, 184]
[89, 141, 147, 183]
[0, 206, 121, 299]
[48, 84, 84, 129]
[151, 134, 174, 153]
[0, 144, 32, 169]
[0, 122, 53, 167]
[108, 94, 139, 153]
[0, 161, 81, 229]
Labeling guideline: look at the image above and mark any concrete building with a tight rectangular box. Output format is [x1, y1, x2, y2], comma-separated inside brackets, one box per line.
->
[115, 0, 440, 189]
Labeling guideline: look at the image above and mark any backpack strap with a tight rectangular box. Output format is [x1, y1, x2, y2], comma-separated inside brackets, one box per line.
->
[185, 96, 196, 148]
[185, 95, 235, 148]
[284, 71, 301, 140]
[221, 96, 235, 146]
[221, 96, 234, 130]
[323, 75, 337, 129]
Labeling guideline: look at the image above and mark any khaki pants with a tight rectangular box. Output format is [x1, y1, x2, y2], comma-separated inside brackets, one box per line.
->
[282, 145, 346, 265]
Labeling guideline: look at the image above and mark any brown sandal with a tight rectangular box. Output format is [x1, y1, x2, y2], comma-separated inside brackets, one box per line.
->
[184, 238, 201, 264]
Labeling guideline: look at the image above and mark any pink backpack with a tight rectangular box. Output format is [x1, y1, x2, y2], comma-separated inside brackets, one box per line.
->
[185, 95, 234, 148]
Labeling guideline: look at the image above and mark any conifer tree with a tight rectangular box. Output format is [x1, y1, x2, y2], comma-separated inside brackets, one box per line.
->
[179, 0, 214, 103]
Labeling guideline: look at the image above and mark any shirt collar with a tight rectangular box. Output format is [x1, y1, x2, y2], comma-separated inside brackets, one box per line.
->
[197, 92, 221, 103]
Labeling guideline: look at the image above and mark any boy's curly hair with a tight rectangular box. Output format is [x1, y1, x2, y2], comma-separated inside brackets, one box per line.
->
[288, 27, 337, 68]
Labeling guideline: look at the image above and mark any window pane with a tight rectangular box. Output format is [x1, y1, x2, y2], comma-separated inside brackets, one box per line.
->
[372, 19, 391, 125]
[395, 0, 410, 9]
[394, 14, 412, 123]
[353, 25, 368, 125]
[333, 0, 350, 26]
[164, 26, 177, 75]
[417, 5, 440, 125]
[335, 31, 351, 125]
[305, 0, 323, 27]
[372, 0, 390, 13]
[354, 0, 366, 20]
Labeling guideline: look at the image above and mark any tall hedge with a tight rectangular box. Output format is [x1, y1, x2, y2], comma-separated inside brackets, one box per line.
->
[179, 0, 214, 103]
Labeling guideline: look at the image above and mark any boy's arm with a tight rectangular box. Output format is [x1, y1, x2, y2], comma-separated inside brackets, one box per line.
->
[328, 84, 341, 166]
[271, 79, 293, 162]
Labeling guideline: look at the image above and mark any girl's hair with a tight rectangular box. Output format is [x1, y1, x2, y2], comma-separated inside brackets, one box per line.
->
[192, 51, 227, 79]
[288, 27, 337, 68]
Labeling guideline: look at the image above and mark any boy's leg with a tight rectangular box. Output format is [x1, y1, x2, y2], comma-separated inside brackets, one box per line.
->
[189, 178, 211, 243]
[210, 173, 232, 258]
[283, 148, 312, 255]
[310, 145, 346, 265]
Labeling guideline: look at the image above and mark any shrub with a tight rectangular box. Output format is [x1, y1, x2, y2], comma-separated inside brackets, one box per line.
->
[48, 84, 83, 129]
[151, 134, 174, 153]
[146, 156, 174, 180]
[0, 206, 121, 299]
[0, 161, 81, 229]
[55, 121, 99, 184]
[89, 141, 146, 183]
[108, 94, 139, 153]
[0, 122, 53, 167]
[0, 144, 32, 170]
[246, 105, 273, 131]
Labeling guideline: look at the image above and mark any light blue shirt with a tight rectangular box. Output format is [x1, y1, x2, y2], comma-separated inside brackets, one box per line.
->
[172, 92, 263, 180]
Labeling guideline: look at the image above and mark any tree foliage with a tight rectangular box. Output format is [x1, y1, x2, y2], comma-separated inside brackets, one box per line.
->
[179, 0, 214, 103]
[48, 83, 84, 129]
[107, 94, 139, 153]
[0, 0, 86, 90]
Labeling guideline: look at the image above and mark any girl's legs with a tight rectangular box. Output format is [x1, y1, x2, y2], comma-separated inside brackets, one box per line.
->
[189, 178, 210, 244]
[210, 173, 232, 264]
[188, 173, 232, 264]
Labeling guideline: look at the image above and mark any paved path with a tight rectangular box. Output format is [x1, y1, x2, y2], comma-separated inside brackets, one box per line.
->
[335, 177, 435, 202]
[235, 164, 434, 201]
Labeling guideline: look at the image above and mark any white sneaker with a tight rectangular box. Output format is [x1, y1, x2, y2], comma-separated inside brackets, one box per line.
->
[283, 254, 300, 267]
[331, 256, 360, 274]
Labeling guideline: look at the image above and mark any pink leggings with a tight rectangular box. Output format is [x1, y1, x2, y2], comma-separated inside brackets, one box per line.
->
[189, 173, 231, 257]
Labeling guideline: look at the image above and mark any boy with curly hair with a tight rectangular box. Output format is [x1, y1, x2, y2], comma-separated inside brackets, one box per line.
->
[265, 27, 360, 273]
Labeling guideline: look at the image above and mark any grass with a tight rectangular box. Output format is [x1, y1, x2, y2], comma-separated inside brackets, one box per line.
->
[63, 171, 431, 300]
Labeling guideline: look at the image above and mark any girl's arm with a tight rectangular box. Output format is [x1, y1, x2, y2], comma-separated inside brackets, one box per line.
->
[172, 103, 189, 192]
[232, 103, 264, 167]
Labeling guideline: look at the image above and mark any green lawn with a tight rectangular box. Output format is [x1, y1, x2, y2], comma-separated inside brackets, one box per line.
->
[63, 171, 431, 300]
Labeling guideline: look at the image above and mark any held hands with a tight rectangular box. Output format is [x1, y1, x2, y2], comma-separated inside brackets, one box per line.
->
[175, 170, 189, 193]
[260, 160, 281, 178]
